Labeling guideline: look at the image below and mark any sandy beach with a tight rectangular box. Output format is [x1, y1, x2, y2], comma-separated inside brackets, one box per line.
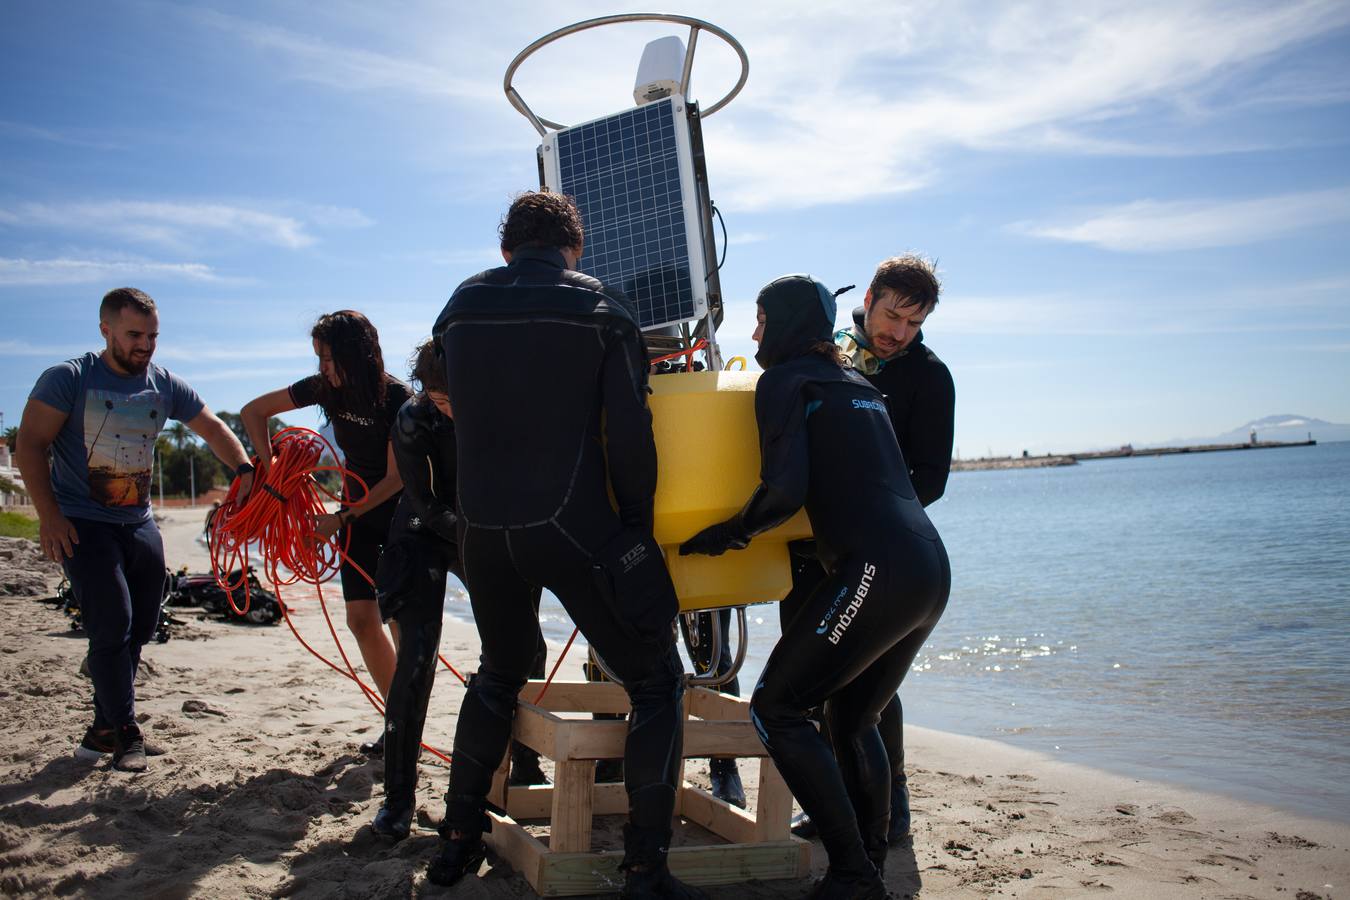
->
[0, 507, 1346, 899]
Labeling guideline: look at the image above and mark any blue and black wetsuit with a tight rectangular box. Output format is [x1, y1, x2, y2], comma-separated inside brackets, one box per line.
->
[682, 276, 950, 891]
[431, 246, 686, 873]
[782, 310, 956, 839]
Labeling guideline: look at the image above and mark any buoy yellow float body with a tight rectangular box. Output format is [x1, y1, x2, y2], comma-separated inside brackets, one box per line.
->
[648, 370, 812, 611]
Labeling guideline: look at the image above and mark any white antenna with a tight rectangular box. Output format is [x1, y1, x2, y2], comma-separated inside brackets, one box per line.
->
[634, 36, 686, 105]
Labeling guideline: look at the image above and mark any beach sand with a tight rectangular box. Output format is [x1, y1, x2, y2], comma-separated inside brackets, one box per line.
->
[1, 508, 1346, 898]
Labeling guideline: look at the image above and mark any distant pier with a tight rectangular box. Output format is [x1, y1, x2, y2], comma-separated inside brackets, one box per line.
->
[952, 438, 1317, 472]
[1072, 438, 1317, 461]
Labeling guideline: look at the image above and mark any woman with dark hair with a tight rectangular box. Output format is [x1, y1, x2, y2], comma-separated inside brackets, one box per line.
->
[242, 310, 410, 752]
[680, 276, 951, 899]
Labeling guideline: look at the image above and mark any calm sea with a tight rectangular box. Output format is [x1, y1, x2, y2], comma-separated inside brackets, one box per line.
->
[445, 440, 1350, 822]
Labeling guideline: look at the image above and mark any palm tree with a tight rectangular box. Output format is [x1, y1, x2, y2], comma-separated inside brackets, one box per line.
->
[166, 421, 191, 451]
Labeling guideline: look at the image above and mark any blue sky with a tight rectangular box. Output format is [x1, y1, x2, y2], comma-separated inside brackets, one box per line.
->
[3, 0, 1348, 456]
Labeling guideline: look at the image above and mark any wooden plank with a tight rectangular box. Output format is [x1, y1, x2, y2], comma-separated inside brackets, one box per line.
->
[513, 704, 562, 759]
[523, 679, 632, 715]
[548, 760, 596, 853]
[535, 842, 806, 896]
[505, 781, 628, 820]
[686, 687, 751, 721]
[558, 719, 629, 760]
[754, 758, 793, 842]
[534, 848, 625, 897]
[487, 745, 511, 811]
[678, 782, 758, 844]
[681, 721, 769, 758]
[667, 840, 810, 886]
[482, 810, 546, 892]
[554, 717, 767, 760]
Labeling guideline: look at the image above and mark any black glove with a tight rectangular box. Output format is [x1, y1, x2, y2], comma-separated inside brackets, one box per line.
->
[679, 519, 750, 557]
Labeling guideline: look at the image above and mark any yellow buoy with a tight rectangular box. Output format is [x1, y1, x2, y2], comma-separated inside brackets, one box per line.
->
[648, 370, 811, 611]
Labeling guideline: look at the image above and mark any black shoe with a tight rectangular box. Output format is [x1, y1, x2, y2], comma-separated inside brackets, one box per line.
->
[425, 834, 487, 887]
[76, 725, 166, 761]
[359, 732, 385, 757]
[888, 775, 911, 843]
[790, 812, 819, 839]
[805, 869, 886, 899]
[620, 864, 709, 899]
[596, 758, 624, 783]
[709, 758, 746, 809]
[508, 744, 550, 786]
[112, 724, 148, 772]
[372, 801, 413, 841]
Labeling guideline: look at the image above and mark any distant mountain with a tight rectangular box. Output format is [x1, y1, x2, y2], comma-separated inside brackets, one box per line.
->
[1150, 414, 1350, 448]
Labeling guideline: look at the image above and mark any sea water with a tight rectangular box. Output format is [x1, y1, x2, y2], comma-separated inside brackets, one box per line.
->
[445, 440, 1350, 822]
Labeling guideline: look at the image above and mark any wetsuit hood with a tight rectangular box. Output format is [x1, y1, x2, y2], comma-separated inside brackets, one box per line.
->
[754, 275, 838, 370]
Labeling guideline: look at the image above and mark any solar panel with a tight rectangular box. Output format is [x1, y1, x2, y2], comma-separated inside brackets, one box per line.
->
[540, 97, 709, 330]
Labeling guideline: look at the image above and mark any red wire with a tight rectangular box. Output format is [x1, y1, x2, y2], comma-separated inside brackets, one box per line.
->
[207, 425, 579, 766]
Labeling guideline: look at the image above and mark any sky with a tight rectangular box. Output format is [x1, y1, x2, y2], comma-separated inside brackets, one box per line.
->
[2, 0, 1349, 456]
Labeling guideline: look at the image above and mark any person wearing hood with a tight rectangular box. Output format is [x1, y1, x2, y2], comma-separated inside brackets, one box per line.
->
[680, 275, 951, 899]
[789, 254, 953, 845]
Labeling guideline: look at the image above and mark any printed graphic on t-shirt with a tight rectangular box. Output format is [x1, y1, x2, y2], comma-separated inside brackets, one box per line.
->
[83, 388, 166, 506]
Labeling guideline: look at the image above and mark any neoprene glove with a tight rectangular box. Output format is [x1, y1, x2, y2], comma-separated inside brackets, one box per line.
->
[679, 519, 750, 556]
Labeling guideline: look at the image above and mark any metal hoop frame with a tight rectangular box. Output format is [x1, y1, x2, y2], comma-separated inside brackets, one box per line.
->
[503, 13, 750, 136]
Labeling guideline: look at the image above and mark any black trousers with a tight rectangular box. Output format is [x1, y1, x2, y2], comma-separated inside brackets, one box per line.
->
[782, 544, 905, 777]
[444, 515, 684, 841]
[757, 537, 949, 873]
[64, 517, 165, 729]
[377, 530, 546, 806]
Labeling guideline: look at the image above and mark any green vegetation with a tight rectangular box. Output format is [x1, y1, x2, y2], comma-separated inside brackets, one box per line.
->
[0, 473, 25, 497]
[0, 510, 39, 541]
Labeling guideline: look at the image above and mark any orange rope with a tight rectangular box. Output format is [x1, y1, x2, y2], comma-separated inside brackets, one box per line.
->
[208, 425, 579, 765]
[649, 339, 708, 372]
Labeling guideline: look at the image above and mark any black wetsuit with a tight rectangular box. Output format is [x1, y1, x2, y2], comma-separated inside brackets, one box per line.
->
[288, 373, 411, 601]
[431, 246, 685, 867]
[375, 396, 547, 811]
[683, 276, 951, 882]
[782, 311, 955, 809]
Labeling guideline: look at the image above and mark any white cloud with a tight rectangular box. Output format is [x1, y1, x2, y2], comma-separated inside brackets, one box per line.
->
[933, 277, 1350, 336]
[0, 339, 87, 357]
[189, 8, 499, 103]
[1011, 188, 1350, 252]
[681, 0, 1350, 210]
[177, 2, 1350, 212]
[302, 205, 376, 229]
[1, 201, 316, 251]
[0, 257, 221, 286]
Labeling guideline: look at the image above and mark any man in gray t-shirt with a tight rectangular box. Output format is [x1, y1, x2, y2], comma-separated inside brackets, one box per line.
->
[16, 287, 254, 772]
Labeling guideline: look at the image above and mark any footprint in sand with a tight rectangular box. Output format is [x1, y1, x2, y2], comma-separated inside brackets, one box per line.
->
[1152, 807, 1195, 825]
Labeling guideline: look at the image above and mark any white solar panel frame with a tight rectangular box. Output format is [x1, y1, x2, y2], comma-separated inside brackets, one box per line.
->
[540, 97, 710, 331]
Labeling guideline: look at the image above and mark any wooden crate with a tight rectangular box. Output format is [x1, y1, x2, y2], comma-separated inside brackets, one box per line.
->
[481, 680, 811, 897]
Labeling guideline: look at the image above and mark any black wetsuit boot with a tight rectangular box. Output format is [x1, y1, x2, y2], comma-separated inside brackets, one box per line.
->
[426, 797, 489, 887]
[619, 824, 709, 899]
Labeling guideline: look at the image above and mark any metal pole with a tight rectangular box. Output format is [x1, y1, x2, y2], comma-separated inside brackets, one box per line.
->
[190, 454, 195, 506]
[157, 447, 164, 507]
[679, 25, 700, 99]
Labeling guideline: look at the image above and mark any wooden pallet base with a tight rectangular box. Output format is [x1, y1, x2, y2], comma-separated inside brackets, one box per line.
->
[480, 680, 811, 897]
